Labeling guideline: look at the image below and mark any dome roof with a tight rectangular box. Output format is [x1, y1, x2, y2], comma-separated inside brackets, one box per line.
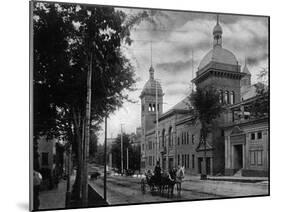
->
[198, 46, 238, 70]
[141, 78, 163, 95]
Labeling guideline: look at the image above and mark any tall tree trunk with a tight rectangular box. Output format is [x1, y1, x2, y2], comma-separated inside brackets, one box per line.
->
[71, 109, 84, 203]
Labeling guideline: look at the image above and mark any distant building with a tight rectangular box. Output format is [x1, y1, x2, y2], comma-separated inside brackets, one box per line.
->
[140, 16, 269, 177]
[37, 136, 65, 188]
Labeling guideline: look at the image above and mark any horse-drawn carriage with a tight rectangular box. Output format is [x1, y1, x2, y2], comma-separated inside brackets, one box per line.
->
[140, 167, 184, 197]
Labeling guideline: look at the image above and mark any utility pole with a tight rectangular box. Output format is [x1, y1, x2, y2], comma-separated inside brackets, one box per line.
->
[104, 116, 107, 201]
[156, 78, 159, 163]
[126, 148, 129, 170]
[82, 51, 93, 206]
[191, 49, 194, 93]
[121, 124, 124, 175]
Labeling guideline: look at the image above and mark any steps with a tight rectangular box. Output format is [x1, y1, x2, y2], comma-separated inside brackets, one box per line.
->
[234, 169, 242, 177]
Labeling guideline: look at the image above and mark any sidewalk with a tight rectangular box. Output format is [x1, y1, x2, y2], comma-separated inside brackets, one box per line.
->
[180, 174, 269, 197]
[39, 177, 71, 210]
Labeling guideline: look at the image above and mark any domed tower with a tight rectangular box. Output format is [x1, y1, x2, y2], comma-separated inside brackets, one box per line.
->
[192, 15, 246, 104]
[140, 65, 164, 133]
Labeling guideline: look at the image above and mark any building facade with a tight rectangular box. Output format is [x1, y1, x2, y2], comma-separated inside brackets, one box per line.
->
[140, 16, 269, 177]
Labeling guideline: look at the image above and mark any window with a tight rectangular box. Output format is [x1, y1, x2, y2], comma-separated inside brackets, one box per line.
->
[148, 141, 152, 150]
[221, 130, 224, 137]
[230, 91, 235, 104]
[251, 133, 255, 140]
[157, 104, 160, 112]
[178, 155, 180, 166]
[192, 154, 195, 169]
[182, 132, 184, 145]
[225, 91, 229, 104]
[162, 129, 165, 147]
[184, 155, 187, 168]
[250, 151, 255, 165]
[219, 90, 223, 103]
[182, 154, 184, 167]
[186, 132, 189, 144]
[142, 104, 144, 112]
[257, 132, 262, 139]
[177, 136, 180, 146]
[168, 127, 172, 146]
[148, 104, 152, 112]
[42, 152, 49, 166]
[192, 134, 195, 144]
[187, 154, 190, 168]
[257, 151, 263, 165]
[152, 104, 156, 112]
[149, 156, 152, 166]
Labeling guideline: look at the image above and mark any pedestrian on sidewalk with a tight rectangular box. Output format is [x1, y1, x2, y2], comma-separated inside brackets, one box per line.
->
[33, 170, 42, 210]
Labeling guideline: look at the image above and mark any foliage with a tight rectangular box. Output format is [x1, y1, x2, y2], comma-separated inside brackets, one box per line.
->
[111, 133, 141, 172]
[248, 68, 269, 118]
[189, 86, 224, 126]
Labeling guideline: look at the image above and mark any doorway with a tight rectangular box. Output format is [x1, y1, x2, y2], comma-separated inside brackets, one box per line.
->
[233, 145, 243, 170]
[198, 157, 211, 175]
[168, 158, 174, 170]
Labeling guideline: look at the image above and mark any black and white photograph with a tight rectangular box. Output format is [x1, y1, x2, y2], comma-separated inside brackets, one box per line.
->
[30, 1, 269, 211]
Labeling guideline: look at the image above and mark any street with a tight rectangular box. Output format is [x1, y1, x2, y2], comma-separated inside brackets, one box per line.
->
[89, 173, 268, 205]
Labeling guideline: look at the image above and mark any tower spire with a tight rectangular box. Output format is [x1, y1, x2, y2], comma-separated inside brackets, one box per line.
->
[242, 57, 251, 75]
[213, 14, 223, 47]
[149, 40, 154, 80]
[150, 40, 153, 67]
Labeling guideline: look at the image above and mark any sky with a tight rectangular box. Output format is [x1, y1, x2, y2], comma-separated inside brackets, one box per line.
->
[97, 8, 268, 143]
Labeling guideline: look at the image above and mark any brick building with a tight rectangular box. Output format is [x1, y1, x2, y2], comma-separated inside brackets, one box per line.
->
[140, 16, 269, 177]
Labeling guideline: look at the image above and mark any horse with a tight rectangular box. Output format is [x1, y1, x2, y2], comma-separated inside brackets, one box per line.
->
[160, 171, 176, 197]
[175, 166, 185, 193]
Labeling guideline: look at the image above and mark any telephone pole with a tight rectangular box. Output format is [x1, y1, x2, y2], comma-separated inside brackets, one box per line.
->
[126, 148, 129, 170]
[121, 124, 124, 175]
[104, 116, 107, 201]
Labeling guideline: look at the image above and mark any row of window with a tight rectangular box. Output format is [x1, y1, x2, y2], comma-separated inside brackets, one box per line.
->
[144, 103, 160, 112]
[178, 132, 195, 145]
[177, 154, 195, 169]
[250, 131, 263, 140]
[249, 150, 263, 166]
[145, 132, 196, 151]
[219, 90, 235, 104]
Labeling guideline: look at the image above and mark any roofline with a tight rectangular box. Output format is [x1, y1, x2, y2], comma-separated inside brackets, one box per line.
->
[227, 92, 269, 109]
[222, 116, 269, 130]
[158, 109, 189, 121]
[193, 68, 246, 85]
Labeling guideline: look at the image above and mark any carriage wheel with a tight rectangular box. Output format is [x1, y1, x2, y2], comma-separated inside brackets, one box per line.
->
[141, 179, 146, 194]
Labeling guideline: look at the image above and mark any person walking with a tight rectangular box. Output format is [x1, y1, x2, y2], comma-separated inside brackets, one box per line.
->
[33, 170, 42, 210]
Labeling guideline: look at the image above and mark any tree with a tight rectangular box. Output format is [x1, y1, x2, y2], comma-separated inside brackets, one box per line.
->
[33, 2, 137, 203]
[111, 133, 140, 172]
[188, 86, 224, 179]
[249, 68, 269, 118]
[33, 2, 165, 204]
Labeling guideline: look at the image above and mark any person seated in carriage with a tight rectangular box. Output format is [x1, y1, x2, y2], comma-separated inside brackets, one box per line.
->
[154, 161, 161, 181]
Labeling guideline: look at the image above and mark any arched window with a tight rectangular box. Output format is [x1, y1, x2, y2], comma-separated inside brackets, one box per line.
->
[162, 129, 165, 147]
[225, 91, 229, 104]
[168, 127, 173, 146]
[153, 104, 156, 112]
[231, 91, 235, 104]
[186, 132, 189, 144]
[219, 90, 223, 103]
[148, 104, 151, 111]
